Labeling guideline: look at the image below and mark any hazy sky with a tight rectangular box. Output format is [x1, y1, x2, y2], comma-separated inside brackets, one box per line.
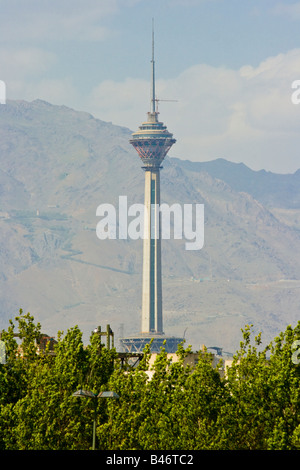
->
[1, 0, 300, 173]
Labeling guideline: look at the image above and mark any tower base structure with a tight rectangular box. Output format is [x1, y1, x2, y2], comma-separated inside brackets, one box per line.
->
[119, 333, 184, 354]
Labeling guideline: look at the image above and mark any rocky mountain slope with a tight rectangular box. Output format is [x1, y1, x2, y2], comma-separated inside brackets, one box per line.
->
[0, 99, 299, 353]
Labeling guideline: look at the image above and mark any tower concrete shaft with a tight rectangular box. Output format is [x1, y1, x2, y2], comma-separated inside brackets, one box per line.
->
[130, 111, 175, 335]
[141, 168, 162, 333]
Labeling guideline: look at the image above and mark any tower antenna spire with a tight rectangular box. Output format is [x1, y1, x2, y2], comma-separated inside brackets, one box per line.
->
[151, 18, 156, 114]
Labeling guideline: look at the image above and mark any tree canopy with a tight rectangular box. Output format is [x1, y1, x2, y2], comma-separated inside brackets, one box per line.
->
[0, 309, 299, 450]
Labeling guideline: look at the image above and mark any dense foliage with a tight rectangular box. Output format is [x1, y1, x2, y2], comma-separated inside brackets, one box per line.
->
[0, 310, 299, 450]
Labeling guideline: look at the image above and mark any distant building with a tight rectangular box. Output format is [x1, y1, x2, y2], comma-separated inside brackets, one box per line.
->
[36, 334, 57, 355]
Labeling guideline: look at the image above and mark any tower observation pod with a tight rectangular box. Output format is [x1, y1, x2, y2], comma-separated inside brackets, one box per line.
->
[120, 23, 184, 354]
[129, 23, 176, 171]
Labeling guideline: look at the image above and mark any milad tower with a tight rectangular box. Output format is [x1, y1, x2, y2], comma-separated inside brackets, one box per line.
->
[120, 25, 184, 353]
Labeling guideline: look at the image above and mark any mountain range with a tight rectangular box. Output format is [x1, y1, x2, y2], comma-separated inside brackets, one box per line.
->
[0, 99, 299, 354]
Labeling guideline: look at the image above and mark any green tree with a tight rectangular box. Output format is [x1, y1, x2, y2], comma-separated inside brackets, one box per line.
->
[0, 312, 116, 450]
[0, 311, 299, 450]
[97, 342, 227, 450]
[214, 323, 300, 449]
[0, 310, 42, 449]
